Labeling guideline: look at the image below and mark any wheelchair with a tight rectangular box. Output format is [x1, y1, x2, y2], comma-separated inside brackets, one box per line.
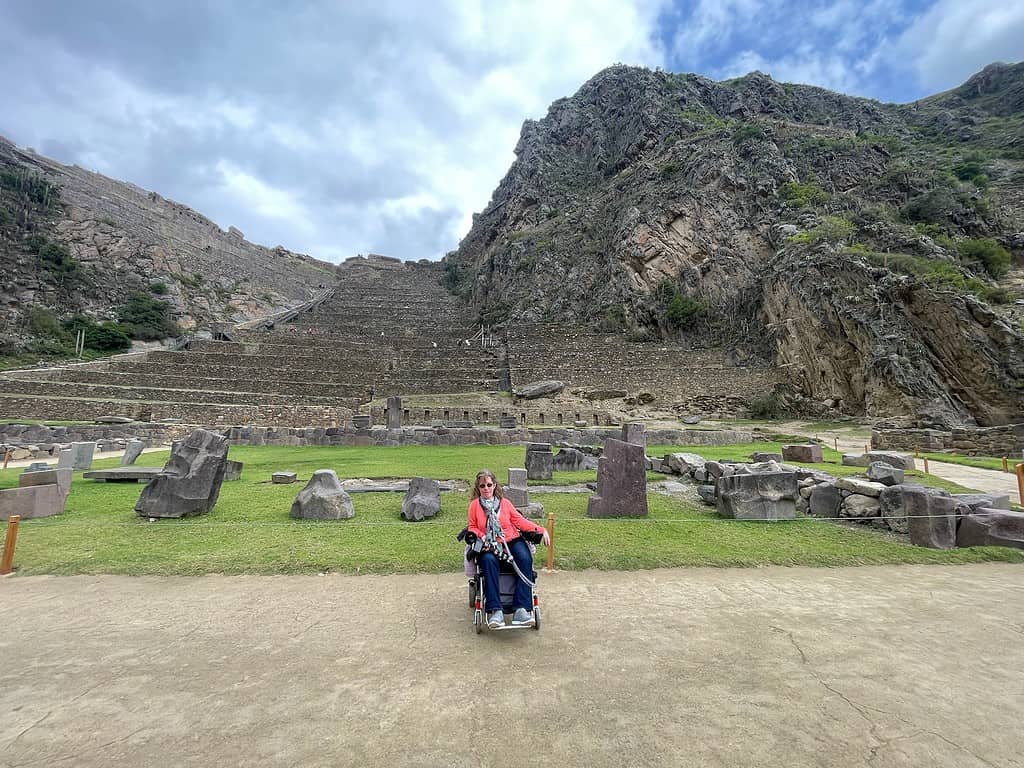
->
[459, 530, 541, 634]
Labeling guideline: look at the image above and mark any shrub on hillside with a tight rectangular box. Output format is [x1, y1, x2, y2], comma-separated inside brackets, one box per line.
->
[958, 238, 1010, 279]
[117, 291, 180, 340]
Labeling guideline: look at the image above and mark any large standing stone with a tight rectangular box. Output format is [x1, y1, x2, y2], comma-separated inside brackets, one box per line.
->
[223, 460, 244, 481]
[120, 439, 146, 466]
[134, 429, 228, 519]
[781, 444, 823, 463]
[401, 477, 441, 521]
[621, 423, 646, 447]
[957, 509, 1024, 550]
[586, 438, 648, 518]
[68, 442, 96, 470]
[387, 396, 402, 430]
[0, 483, 69, 520]
[903, 489, 957, 549]
[505, 468, 529, 508]
[291, 470, 354, 520]
[525, 443, 553, 480]
[717, 471, 797, 520]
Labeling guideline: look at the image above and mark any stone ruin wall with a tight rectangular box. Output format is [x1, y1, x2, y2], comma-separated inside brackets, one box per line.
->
[507, 325, 784, 408]
[872, 424, 1024, 457]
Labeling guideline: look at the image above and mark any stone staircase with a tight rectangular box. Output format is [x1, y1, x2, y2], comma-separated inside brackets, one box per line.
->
[0, 257, 502, 426]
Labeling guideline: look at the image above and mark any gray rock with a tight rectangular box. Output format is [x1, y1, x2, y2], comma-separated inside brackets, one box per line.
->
[697, 485, 717, 505]
[867, 451, 915, 470]
[841, 494, 881, 518]
[95, 416, 134, 424]
[23, 461, 50, 472]
[681, 415, 702, 425]
[120, 439, 146, 466]
[841, 453, 870, 467]
[866, 462, 904, 486]
[957, 509, 1024, 550]
[290, 470, 354, 520]
[64, 442, 96, 470]
[717, 471, 797, 520]
[272, 472, 297, 484]
[134, 429, 228, 519]
[223, 460, 243, 481]
[781, 444, 823, 463]
[586, 438, 648, 518]
[525, 444, 553, 480]
[552, 447, 588, 471]
[952, 493, 1010, 512]
[664, 452, 706, 476]
[400, 477, 441, 521]
[751, 452, 783, 463]
[809, 483, 841, 517]
[519, 501, 545, 520]
[704, 461, 724, 480]
[903, 489, 957, 549]
[834, 477, 887, 498]
[386, 396, 402, 430]
[515, 380, 565, 399]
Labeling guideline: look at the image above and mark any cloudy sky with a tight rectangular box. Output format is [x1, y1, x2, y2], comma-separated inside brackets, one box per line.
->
[1, 0, 1021, 262]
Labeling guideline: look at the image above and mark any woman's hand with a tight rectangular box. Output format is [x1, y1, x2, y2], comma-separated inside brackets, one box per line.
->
[541, 528, 551, 548]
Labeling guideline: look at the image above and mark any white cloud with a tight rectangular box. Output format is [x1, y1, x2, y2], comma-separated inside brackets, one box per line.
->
[895, 0, 1024, 91]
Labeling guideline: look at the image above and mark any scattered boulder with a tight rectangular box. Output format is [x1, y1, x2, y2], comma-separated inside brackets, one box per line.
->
[290, 470, 354, 520]
[585, 389, 627, 400]
[866, 462, 904, 486]
[952, 493, 1010, 512]
[552, 447, 588, 472]
[681, 415, 702, 425]
[717, 471, 797, 520]
[867, 451, 915, 470]
[515, 380, 565, 399]
[134, 429, 228, 519]
[751, 452, 783, 463]
[957, 509, 1024, 550]
[781, 444, 823, 463]
[697, 485, 717, 505]
[272, 472, 297, 484]
[841, 495, 881, 518]
[664, 453, 706, 476]
[224, 460, 244, 481]
[841, 453, 870, 467]
[400, 477, 441, 521]
[95, 416, 134, 424]
[505, 468, 529, 508]
[834, 477, 887, 497]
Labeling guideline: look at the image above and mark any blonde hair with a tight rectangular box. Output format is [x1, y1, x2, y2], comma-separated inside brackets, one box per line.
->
[470, 469, 503, 500]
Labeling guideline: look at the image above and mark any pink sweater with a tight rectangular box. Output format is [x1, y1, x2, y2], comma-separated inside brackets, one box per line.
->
[467, 497, 545, 543]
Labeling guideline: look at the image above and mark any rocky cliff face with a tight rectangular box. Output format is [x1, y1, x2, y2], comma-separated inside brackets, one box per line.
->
[0, 136, 337, 345]
[446, 63, 1024, 427]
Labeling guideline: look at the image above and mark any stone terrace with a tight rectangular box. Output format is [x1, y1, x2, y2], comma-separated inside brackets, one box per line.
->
[0, 257, 501, 425]
[508, 324, 784, 411]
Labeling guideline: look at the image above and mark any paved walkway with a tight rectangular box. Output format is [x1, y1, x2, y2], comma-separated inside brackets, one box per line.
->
[2, 565, 1022, 767]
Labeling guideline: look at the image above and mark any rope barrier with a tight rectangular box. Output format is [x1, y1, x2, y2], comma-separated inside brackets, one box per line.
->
[13, 510, 1004, 529]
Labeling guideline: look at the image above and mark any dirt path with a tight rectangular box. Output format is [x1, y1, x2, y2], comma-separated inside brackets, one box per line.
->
[2, 565, 1022, 768]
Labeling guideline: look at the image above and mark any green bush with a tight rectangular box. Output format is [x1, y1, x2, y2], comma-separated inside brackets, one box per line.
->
[654, 279, 705, 330]
[748, 389, 793, 419]
[952, 153, 986, 181]
[85, 321, 132, 351]
[958, 238, 1010, 278]
[117, 292, 180, 340]
[788, 216, 854, 245]
[27, 307, 67, 341]
[781, 182, 827, 208]
[149, 281, 168, 295]
[732, 123, 765, 145]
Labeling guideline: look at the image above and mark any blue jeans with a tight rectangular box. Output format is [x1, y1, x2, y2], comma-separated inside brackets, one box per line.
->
[479, 537, 533, 613]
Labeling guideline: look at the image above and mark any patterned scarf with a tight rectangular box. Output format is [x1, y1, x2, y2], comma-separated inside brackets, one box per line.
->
[480, 496, 509, 561]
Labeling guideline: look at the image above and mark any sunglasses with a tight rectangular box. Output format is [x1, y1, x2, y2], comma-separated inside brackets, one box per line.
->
[478, 482, 495, 488]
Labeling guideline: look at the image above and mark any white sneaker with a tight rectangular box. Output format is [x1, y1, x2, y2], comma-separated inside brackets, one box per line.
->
[487, 611, 504, 629]
[511, 608, 535, 626]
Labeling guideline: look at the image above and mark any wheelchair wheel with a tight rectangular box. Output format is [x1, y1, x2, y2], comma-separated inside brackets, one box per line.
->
[473, 609, 482, 634]
[467, 580, 476, 609]
[533, 606, 541, 631]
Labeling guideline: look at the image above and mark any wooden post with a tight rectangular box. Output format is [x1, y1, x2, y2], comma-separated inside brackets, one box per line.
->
[2, 449, 10, 470]
[833, 437, 838, 452]
[864, 444, 869, 455]
[545, 511, 554, 571]
[1017, 464, 1024, 506]
[1, 515, 20, 575]
[923, 457, 929, 474]
[1002, 456, 1008, 473]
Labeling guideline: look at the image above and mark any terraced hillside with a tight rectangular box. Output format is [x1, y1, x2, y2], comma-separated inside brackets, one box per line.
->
[0, 257, 500, 426]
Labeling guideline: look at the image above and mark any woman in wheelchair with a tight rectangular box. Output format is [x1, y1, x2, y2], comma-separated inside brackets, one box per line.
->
[467, 469, 550, 629]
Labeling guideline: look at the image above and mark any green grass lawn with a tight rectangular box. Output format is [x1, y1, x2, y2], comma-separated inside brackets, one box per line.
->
[2, 443, 1019, 576]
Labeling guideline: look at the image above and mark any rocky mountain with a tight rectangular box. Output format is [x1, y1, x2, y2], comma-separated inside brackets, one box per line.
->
[445, 62, 1024, 428]
[0, 135, 337, 357]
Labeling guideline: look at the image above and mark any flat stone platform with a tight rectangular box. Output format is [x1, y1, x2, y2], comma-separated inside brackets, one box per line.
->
[82, 467, 163, 482]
